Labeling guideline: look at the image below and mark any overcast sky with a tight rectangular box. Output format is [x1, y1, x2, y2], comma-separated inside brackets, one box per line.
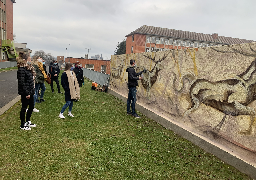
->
[13, 0, 256, 60]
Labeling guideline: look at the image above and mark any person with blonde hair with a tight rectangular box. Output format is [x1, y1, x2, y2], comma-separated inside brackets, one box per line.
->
[17, 52, 37, 130]
[59, 63, 80, 118]
[32, 56, 47, 106]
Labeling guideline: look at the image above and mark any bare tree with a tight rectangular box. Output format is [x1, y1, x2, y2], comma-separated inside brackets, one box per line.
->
[32, 50, 56, 66]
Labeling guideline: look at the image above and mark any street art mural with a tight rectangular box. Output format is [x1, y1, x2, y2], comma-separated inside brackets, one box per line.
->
[110, 43, 256, 163]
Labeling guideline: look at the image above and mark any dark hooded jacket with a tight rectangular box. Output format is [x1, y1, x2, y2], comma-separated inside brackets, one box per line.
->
[126, 66, 143, 87]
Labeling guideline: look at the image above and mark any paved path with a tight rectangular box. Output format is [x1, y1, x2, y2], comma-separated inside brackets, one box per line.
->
[0, 70, 19, 109]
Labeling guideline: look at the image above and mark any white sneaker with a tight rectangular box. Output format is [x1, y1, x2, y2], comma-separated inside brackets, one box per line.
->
[68, 112, 74, 117]
[59, 113, 65, 119]
[33, 108, 39, 112]
[26, 121, 36, 127]
[20, 126, 31, 130]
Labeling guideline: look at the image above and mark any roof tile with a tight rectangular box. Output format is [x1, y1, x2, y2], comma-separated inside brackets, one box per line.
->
[126, 25, 255, 45]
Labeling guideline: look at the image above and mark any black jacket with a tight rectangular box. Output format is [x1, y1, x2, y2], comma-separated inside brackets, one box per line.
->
[49, 64, 60, 79]
[73, 67, 84, 84]
[126, 66, 143, 87]
[43, 64, 47, 74]
[17, 67, 35, 96]
[61, 72, 73, 101]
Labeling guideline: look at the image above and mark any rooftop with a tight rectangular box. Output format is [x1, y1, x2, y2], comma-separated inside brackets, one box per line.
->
[126, 25, 255, 45]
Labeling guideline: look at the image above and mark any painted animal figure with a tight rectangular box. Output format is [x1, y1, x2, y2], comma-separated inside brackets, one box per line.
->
[185, 59, 256, 134]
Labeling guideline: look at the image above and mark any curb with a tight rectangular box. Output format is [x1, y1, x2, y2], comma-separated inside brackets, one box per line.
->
[0, 95, 20, 116]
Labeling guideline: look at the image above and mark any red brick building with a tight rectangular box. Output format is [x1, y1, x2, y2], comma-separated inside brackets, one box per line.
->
[65, 57, 110, 74]
[126, 25, 255, 54]
[0, 0, 16, 61]
[57, 56, 64, 63]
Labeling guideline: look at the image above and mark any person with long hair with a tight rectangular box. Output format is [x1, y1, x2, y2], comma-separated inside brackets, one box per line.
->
[59, 63, 80, 118]
[32, 56, 47, 104]
[17, 52, 37, 130]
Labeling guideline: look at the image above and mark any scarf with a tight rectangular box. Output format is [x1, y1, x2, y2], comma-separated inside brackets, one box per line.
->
[65, 70, 80, 100]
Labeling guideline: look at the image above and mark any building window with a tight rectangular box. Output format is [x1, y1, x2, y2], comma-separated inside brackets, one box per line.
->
[151, 47, 154, 52]
[131, 46, 133, 53]
[177, 40, 181, 46]
[169, 39, 173, 45]
[146, 36, 150, 43]
[194, 42, 198, 47]
[146, 48, 150, 52]
[132, 35, 134, 42]
[190, 42, 194, 47]
[165, 39, 168, 45]
[156, 37, 160, 44]
[160, 38, 164, 44]
[186, 41, 190, 47]
[86, 64, 94, 70]
[151, 37, 156, 43]
[101, 65, 106, 73]
[180, 41, 184, 46]
[173, 40, 177, 46]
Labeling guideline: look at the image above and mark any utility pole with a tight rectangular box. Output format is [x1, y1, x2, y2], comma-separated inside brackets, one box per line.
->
[85, 48, 91, 59]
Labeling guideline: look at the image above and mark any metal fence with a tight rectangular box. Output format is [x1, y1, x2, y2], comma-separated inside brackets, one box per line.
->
[82, 68, 110, 86]
[0, 61, 17, 69]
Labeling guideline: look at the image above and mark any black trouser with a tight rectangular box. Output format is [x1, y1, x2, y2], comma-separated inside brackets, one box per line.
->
[20, 95, 34, 127]
[51, 77, 61, 92]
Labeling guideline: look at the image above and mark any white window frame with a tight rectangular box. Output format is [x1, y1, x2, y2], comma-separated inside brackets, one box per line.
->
[86, 64, 94, 70]
[165, 39, 169, 45]
[151, 37, 156, 43]
[156, 37, 160, 44]
[169, 39, 173, 45]
[146, 36, 150, 43]
[101, 65, 106, 73]
[160, 38, 164, 44]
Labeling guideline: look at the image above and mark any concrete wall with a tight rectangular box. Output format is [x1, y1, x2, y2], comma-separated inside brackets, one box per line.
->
[110, 42, 256, 174]
[0, 61, 16, 69]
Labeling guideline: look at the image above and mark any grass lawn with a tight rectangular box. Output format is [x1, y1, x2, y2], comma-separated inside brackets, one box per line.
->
[0, 75, 252, 179]
[0, 66, 17, 72]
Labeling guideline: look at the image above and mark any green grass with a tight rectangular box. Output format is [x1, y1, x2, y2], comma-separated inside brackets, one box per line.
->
[0, 75, 252, 179]
[0, 66, 17, 72]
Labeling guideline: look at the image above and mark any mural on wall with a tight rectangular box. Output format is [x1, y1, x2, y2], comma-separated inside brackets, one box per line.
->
[110, 43, 256, 158]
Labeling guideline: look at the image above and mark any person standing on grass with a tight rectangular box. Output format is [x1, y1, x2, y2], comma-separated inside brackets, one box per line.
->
[59, 63, 80, 119]
[126, 59, 145, 118]
[73, 61, 84, 87]
[17, 52, 37, 130]
[49, 60, 62, 93]
[33, 56, 47, 104]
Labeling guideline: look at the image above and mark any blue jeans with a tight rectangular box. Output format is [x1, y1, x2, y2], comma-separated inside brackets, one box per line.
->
[34, 83, 46, 105]
[127, 87, 137, 115]
[61, 101, 73, 113]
